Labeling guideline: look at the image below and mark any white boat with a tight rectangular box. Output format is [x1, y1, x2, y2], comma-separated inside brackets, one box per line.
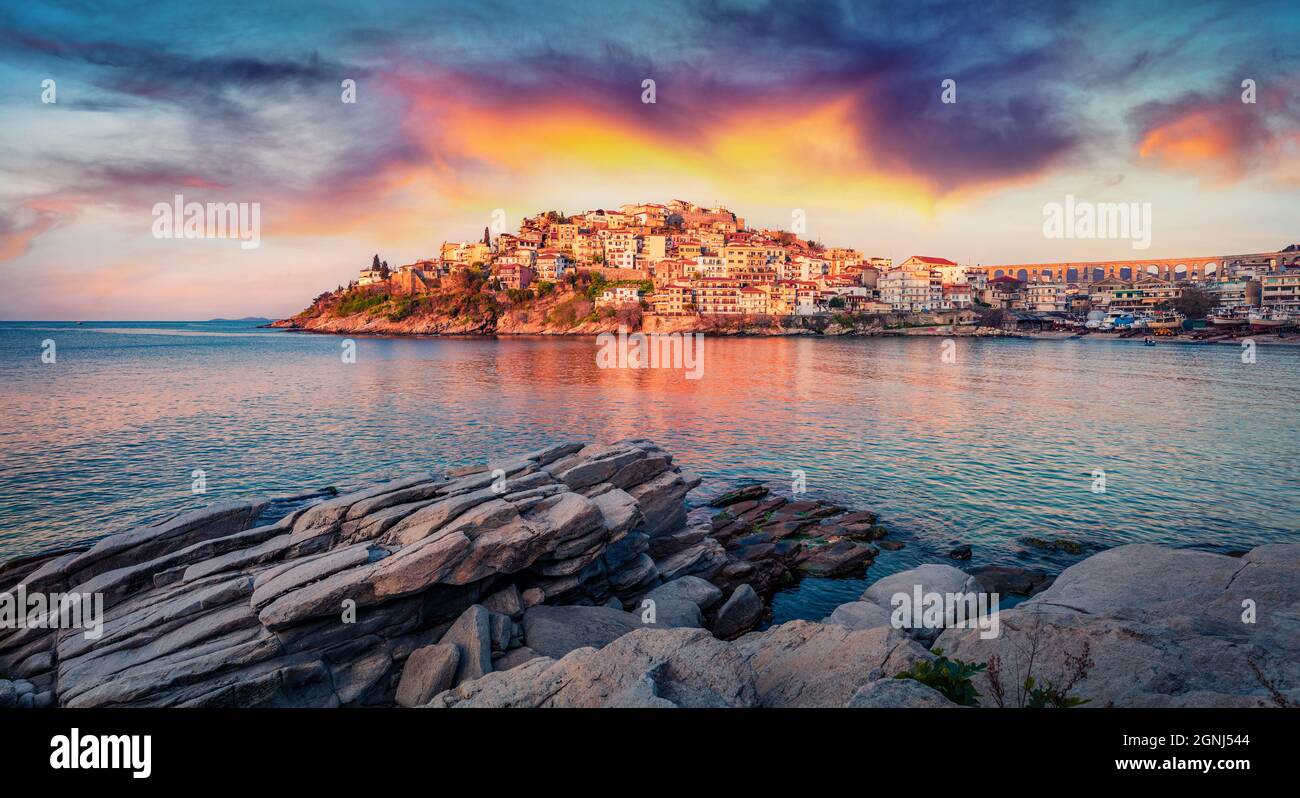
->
[1146, 311, 1185, 331]
[1248, 308, 1294, 330]
[1209, 308, 1249, 327]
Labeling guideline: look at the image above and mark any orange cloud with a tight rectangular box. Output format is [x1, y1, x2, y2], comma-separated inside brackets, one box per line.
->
[1137, 108, 1253, 184]
[1133, 90, 1299, 186]
[381, 71, 1057, 223]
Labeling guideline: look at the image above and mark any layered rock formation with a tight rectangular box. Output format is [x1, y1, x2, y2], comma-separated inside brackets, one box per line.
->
[0, 440, 705, 706]
[4, 440, 1295, 709]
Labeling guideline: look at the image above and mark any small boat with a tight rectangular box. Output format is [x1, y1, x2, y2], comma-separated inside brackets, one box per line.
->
[1098, 310, 1135, 330]
[1146, 312, 1185, 331]
[1143, 337, 1155, 346]
[1248, 309, 1293, 330]
[1210, 307, 1250, 326]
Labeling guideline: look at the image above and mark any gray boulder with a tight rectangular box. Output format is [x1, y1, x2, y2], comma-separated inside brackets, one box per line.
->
[712, 585, 763, 639]
[643, 575, 724, 611]
[641, 597, 703, 630]
[847, 678, 958, 708]
[439, 605, 493, 687]
[824, 600, 894, 631]
[481, 585, 525, 619]
[860, 563, 982, 642]
[736, 621, 932, 708]
[522, 605, 641, 659]
[395, 644, 460, 707]
[428, 628, 756, 708]
[492, 647, 542, 671]
[862, 563, 979, 607]
[936, 544, 1300, 707]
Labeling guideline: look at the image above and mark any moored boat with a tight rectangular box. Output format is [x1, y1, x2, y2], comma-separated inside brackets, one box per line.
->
[1210, 306, 1251, 327]
[1146, 311, 1185, 331]
[1248, 308, 1294, 330]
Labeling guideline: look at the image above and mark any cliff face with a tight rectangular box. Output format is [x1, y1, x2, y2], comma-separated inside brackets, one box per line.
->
[0, 441, 703, 707]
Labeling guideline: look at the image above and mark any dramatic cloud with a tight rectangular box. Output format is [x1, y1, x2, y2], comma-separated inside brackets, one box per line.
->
[0, 0, 1297, 317]
[1130, 85, 1300, 185]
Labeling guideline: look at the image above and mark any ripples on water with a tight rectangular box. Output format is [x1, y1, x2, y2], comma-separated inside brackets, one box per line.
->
[1, 321, 1296, 622]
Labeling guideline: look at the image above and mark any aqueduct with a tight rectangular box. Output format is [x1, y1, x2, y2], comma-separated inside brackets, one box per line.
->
[970, 250, 1300, 284]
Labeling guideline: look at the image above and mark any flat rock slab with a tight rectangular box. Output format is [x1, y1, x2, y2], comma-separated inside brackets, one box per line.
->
[823, 600, 894, 631]
[523, 604, 644, 659]
[796, 541, 876, 577]
[968, 565, 1052, 596]
[709, 484, 769, 508]
[847, 678, 958, 708]
[936, 543, 1300, 708]
[736, 621, 932, 708]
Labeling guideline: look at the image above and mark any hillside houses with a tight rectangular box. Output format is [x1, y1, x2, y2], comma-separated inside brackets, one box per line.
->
[342, 201, 1299, 323]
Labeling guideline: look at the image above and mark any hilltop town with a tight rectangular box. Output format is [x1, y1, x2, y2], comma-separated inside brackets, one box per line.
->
[277, 200, 1300, 337]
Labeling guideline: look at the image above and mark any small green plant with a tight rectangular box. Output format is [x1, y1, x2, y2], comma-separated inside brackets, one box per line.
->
[894, 648, 987, 706]
[985, 625, 1095, 708]
[1023, 676, 1090, 708]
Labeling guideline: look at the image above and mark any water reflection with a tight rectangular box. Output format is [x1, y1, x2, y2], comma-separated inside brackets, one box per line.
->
[2, 324, 1297, 591]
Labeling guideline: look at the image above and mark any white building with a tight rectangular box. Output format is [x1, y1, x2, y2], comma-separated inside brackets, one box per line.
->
[596, 286, 644, 308]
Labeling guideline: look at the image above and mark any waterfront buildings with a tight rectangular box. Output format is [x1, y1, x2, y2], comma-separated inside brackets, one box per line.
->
[1261, 271, 1300, 311]
[880, 257, 947, 311]
[496, 263, 533, 290]
[336, 199, 1297, 325]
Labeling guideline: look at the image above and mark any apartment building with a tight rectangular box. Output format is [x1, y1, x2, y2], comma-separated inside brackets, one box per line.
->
[693, 278, 745, 314]
[1261, 270, 1300, 310]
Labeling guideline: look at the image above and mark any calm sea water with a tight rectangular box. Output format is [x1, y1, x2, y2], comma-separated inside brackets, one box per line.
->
[1, 321, 1296, 622]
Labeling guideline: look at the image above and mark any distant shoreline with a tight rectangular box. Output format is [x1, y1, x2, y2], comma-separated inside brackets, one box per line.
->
[268, 320, 1300, 346]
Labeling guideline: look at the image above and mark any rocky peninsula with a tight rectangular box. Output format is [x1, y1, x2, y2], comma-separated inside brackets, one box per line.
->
[1, 440, 1295, 709]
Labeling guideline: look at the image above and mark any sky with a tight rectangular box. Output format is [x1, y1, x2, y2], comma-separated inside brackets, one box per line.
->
[1, 0, 1298, 320]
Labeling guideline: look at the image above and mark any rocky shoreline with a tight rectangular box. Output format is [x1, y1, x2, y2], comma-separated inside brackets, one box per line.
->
[1, 440, 1296, 708]
[270, 311, 1025, 338]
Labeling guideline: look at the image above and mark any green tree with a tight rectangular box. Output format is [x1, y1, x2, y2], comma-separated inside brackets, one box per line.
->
[1170, 286, 1217, 319]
